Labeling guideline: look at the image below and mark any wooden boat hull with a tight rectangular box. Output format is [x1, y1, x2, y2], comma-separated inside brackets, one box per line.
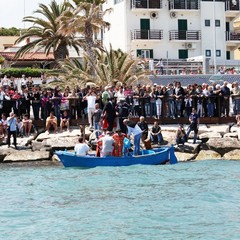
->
[55, 146, 177, 168]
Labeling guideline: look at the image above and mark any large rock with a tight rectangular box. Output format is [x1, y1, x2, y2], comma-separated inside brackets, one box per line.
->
[223, 132, 238, 138]
[3, 150, 50, 162]
[198, 132, 222, 141]
[43, 136, 79, 150]
[222, 150, 240, 160]
[175, 142, 200, 154]
[204, 125, 229, 134]
[36, 128, 81, 141]
[175, 152, 197, 162]
[162, 131, 176, 145]
[195, 150, 222, 160]
[31, 140, 52, 151]
[0, 147, 18, 162]
[206, 137, 240, 156]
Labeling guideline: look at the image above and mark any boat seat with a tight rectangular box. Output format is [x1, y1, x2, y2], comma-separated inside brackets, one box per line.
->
[141, 149, 155, 155]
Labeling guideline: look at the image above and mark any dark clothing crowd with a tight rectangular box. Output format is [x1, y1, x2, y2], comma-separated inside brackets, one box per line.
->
[0, 76, 240, 129]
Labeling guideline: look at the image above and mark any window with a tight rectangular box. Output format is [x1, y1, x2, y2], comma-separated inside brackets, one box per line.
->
[205, 50, 211, 57]
[216, 50, 221, 57]
[136, 49, 153, 58]
[205, 20, 210, 27]
[215, 20, 220, 27]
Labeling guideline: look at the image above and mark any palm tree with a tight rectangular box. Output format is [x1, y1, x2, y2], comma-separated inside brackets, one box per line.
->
[15, 0, 81, 61]
[56, 46, 151, 87]
[57, 0, 111, 72]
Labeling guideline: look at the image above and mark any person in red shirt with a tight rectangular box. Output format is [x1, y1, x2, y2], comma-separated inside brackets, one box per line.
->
[112, 129, 126, 157]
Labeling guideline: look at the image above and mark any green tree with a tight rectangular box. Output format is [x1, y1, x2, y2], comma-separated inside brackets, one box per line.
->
[0, 56, 5, 64]
[55, 46, 150, 88]
[57, 0, 111, 72]
[0, 27, 21, 36]
[15, 0, 81, 61]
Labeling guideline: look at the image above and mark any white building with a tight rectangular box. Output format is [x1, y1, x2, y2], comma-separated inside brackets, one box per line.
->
[103, 0, 240, 73]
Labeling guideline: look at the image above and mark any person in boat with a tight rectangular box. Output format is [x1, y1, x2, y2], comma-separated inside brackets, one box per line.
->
[74, 136, 90, 156]
[98, 131, 115, 157]
[96, 128, 107, 157]
[137, 116, 149, 143]
[22, 114, 33, 137]
[112, 129, 127, 157]
[45, 111, 58, 134]
[60, 110, 70, 132]
[150, 121, 164, 145]
[186, 108, 199, 144]
[123, 119, 142, 156]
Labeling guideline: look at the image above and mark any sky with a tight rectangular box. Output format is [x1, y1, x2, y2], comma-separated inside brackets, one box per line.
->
[0, 0, 62, 28]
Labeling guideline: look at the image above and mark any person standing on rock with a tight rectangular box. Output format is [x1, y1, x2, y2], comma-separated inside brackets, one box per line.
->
[7, 112, 17, 149]
[186, 108, 199, 144]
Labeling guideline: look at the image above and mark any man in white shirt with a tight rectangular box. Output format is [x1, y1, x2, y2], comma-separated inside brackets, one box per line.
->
[84, 90, 97, 129]
[2, 75, 9, 90]
[123, 119, 142, 155]
[74, 137, 90, 156]
[99, 131, 115, 156]
[20, 74, 27, 90]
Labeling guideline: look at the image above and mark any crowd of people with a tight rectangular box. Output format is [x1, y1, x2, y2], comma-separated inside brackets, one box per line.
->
[1, 75, 240, 123]
[1, 74, 240, 150]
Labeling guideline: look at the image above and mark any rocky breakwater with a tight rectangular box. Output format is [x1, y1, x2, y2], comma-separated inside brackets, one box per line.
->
[161, 124, 240, 162]
[0, 124, 239, 165]
[0, 127, 92, 166]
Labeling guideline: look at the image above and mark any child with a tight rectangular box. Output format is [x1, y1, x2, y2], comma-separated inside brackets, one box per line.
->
[16, 117, 23, 137]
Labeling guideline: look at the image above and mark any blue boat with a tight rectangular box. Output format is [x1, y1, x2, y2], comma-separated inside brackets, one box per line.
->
[55, 146, 178, 168]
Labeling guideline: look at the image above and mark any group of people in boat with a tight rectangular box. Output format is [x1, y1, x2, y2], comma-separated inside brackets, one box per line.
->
[74, 107, 203, 157]
[74, 117, 163, 157]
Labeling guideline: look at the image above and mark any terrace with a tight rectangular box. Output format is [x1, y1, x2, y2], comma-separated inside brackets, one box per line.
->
[169, 30, 201, 41]
[169, 0, 200, 10]
[131, 29, 163, 40]
[131, 0, 162, 10]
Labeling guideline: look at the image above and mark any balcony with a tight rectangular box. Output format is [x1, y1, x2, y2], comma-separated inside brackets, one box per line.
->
[169, 30, 201, 41]
[131, 0, 162, 10]
[169, 0, 200, 10]
[225, 0, 240, 18]
[226, 31, 240, 46]
[131, 29, 163, 40]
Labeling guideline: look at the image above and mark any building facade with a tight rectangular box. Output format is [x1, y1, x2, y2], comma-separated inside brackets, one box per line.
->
[103, 0, 240, 73]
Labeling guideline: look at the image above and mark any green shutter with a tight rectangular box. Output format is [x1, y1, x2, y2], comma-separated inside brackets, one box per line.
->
[137, 50, 142, 57]
[179, 49, 188, 59]
[226, 51, 230, 60]
[150, 50, 153, 58]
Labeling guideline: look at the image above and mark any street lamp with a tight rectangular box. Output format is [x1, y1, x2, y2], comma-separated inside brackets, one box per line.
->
[213, 0, 217, 74]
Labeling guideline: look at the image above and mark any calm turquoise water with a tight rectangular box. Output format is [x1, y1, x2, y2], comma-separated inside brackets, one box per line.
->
[1, 160, 240, 240]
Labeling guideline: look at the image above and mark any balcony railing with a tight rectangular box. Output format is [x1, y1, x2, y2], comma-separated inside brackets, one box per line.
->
[169, 0, 200, 10]
[131, 0, 162, 9]
[225, 0, 240, 11]
[169, 30, 201, 40]
[131, 29, 163, 40]
[226, 31, 240, 41]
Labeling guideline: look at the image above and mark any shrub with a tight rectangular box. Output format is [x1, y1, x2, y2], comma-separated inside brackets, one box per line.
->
[0, 68, 49, 78]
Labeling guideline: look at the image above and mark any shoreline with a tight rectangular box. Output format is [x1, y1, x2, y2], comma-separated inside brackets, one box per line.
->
[0, 123, 240, 165]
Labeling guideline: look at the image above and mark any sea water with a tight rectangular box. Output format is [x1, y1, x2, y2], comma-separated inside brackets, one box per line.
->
[0, 160, 240, 240]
